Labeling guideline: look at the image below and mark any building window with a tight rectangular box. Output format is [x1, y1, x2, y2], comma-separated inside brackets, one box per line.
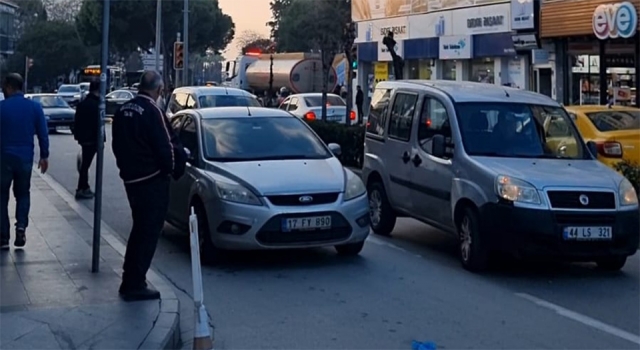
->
[470, 58, 495, 84]
[442, 60, 456, 80]
[407, 60, 433, 80]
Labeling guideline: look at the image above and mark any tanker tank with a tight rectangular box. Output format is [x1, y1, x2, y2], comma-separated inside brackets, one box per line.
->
[245, 55, 337, 94]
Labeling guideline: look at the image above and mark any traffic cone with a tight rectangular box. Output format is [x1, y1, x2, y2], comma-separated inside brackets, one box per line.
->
[192, 303, 213, 350]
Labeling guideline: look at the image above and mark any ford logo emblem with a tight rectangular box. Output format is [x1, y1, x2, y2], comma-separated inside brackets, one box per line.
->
[579, 194, 589, 206]
[299, 195, 313, 203]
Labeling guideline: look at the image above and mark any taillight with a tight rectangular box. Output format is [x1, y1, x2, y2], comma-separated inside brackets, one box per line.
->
[350, 110, 356, 120]
[596, 141, 623, 158]
[304, 111, 316, 120]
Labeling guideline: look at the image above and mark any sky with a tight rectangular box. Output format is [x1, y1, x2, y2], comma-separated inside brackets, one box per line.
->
[218, 0, 272, 59]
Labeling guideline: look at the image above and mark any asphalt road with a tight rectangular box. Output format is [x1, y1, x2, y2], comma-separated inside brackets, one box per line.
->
[41, 127, 640, 349]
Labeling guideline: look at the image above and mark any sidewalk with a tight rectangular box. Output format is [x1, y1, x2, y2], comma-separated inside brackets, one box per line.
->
[0, 171, 180, 349]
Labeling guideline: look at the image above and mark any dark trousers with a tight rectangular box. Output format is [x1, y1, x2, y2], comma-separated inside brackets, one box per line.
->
[121, 175, 170, 289]
[77, 144, 97, 191]
[0, 153, 33, 241]
[357, 104, 364, 124]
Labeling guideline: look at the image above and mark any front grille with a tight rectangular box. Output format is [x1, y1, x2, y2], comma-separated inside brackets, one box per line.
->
[267, 192, 339, 206]
[547, 191, 615, 209]
[256, 211, 351, 245]
[555, 213, 616, 225]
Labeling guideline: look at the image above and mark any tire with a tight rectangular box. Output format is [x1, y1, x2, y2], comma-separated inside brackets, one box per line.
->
[596, 257, 627, 271]
[367, 181, 396, 236]
[193, 202, 221, 264]
[458, 207, 489, 272]
[335, 241, 365, 256]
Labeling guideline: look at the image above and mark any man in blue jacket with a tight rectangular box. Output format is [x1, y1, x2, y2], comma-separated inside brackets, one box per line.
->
[0, 73, 49, 249]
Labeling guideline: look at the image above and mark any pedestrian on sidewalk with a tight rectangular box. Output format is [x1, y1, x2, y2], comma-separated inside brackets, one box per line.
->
[73, 81, 103, 200]
[0, 73, 49, 249]
[355, 85, 364, 124]
[112, 71, 186, 301]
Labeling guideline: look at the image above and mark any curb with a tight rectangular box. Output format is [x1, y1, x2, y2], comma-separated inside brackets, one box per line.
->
[36, 171, 181, 350]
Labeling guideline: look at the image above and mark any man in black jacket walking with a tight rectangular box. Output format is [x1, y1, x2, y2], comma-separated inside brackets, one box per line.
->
[112, 71, 186, 301]
[355, 85, 364, 124]
[73, 81, 101, 199]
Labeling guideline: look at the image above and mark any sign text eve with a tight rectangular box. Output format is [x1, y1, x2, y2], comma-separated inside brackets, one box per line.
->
[467, 15, 504, 28]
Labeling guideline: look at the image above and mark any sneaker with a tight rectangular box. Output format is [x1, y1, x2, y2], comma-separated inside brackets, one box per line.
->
[0, 238, 9, 249]
[14, 228, 25, 248]
[75, 189, 95, 199]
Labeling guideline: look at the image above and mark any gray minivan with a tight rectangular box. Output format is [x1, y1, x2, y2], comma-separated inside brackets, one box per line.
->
[362, 80, 639, 272]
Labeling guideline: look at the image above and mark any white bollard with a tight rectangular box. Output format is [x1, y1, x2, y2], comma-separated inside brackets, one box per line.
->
[189, 207, 214, 350]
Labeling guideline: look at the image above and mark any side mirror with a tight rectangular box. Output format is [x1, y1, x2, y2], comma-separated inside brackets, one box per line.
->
[586, 141, 598, 158]
[432, 134, 446, 158]
[328, 143, 342, 156]
[225, 62, 230, 72]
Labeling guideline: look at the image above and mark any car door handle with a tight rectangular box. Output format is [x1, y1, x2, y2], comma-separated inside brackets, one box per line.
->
[412, 154, 422, 166]
[402, 151, 411, 163]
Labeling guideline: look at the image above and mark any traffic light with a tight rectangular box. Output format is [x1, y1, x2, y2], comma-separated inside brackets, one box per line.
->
[173, 42, 184, 70]
[350, 45, 358, 69]
[27, 58, 33, 68]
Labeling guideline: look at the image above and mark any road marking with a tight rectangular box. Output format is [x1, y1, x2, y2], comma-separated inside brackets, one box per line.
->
[367, 236, 409, 253]
[516, 293, 640, 345]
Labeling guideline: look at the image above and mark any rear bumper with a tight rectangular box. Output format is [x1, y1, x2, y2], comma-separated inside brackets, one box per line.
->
[47, 120, 74, 129]
[479, 203, 639, 260]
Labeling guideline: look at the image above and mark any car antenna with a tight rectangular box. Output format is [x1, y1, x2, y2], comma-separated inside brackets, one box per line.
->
[246, 106, 252, 116]
[503, 88, 510, 98]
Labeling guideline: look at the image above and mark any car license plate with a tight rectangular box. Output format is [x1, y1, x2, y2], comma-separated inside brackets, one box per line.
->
[563, 226, 612, 240]
[282, 216, 331, 232]
[56, 126, 69, 130]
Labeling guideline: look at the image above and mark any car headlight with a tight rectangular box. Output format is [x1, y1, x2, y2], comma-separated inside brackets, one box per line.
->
[73, 94, 80, 99]
[495, 175, 540, 205]
[215, 181, 262, 206]
[619, 178, 638, 206]
[344, 169, 366, 201]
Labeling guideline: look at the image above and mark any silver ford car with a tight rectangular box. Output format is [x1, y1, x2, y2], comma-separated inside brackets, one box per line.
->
[165, 107, 370, 261]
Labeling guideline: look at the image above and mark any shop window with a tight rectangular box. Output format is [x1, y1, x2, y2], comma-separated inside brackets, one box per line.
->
[442, 60, 456, 80]
[408, 60, 420, 79]
[470, 58, 494, 84]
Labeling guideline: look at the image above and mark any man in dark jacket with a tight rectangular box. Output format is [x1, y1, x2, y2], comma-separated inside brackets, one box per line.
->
[112, 71, 186, 301]
[73, 81, 101, 199]
[355, 85, 364, 124]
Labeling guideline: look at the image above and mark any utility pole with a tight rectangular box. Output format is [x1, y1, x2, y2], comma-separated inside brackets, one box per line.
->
[24, 56, 30, 93]
[93, 0, 110, 273]
[175, 32, 181, 87]
[183, 0, 189, 86]
[154, 0, 162, 72]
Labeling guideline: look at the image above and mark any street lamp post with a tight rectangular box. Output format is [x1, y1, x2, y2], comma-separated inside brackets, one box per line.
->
[92, 0, 110, 273]
[155, 0, 162, 72]
[183, 0, 189, 86]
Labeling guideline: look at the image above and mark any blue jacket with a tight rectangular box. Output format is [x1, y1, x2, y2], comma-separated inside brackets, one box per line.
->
[0, 92, 49, 161]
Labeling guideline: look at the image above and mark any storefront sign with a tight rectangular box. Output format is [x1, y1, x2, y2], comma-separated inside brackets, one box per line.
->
[378, 40, 404, 62]
[511, 0, 534, 30]
[408, 11, 453, 38]
[355, 17, 409, 43]
[511, 33, 538, 50]
[439, 35, 472, 60]
[592, 2, 638, 40]
[351, 0, 506, 22]
[373, 62, 388, 84]
[380, 25, 407, 36]
[531, 49, 549, 65]
[452, 3, 511, 35]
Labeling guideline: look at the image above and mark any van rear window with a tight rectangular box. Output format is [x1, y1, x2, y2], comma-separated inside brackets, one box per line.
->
[586, 111, 640, 132]
[366, 88, 392, 137]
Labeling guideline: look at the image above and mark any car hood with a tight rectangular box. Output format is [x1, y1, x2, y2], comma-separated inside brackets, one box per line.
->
[473, 157, 622, 189]
[44, 108, 75, 117]
[209, 158, 345, 195]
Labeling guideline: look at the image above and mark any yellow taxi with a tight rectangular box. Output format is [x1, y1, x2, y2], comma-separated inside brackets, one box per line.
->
[564, 105, 640, 169]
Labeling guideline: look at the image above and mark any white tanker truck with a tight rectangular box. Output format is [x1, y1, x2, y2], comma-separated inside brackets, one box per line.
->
[223, 52, 338, 95]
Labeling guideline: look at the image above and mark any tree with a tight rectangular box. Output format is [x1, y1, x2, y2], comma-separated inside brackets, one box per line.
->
[10, 20, 91, 87]
[276, 0, 351, 119]
[15, 0, 48, 33]
[43, 0, 82, 22]
[266, 0, 292, 41]
[236, 30, 274, 55]
[76, 0, 235, 78]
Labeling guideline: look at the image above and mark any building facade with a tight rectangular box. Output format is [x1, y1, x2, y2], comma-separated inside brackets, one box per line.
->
[353, 0, 540, 104]
[538, 0, 639, 107]
[0, 0, 17, 59]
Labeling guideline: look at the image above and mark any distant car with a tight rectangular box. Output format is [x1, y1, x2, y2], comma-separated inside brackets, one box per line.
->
[165, 107, 370, 261]
[26, 94, 75, 133]
[79, 82, 90, 100]
[279, 93, 356, 124]
[565, 105, 640, 169]
[166, 86, 261, 118]
[106, 89, 136, 116]
[56, 84, 82, 107]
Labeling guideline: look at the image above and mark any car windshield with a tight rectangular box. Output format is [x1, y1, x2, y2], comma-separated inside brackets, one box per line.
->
[32, 96, 69, 108]
[304, 95, 345, 107]
[585, 110, 640, 132]
[201, 117, 331, 162]
[199, 95, 261, 108]
[456, 102, 587, 159]
[58, 85, 79, 93]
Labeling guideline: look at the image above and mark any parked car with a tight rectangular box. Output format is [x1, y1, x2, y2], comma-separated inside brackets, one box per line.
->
[106, 89, 136, 117]
[362, 80, 639, 272]
[166, 86, 260, 118]
[564, 105, 639, 169]
[26, 94, 75, 133]
[56, 84, 82, 107]
[165, 106, 369, 261]
[279, 93, 356, 124]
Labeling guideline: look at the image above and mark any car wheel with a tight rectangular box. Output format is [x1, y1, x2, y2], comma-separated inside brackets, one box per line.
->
[596, 257, 627, 271]
[193, 201, 221, 264]
[368, 181, 396, 236]
[458, 207, 489, 272]
[335, 241, 365, 256]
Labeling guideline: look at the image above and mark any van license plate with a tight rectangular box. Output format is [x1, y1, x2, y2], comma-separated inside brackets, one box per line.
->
[282, 216, 331, 232]
[563, 226, 612, 240]
[56, 126, 69, 130]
